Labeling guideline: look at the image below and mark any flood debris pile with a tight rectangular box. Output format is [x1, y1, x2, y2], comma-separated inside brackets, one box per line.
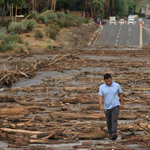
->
[0, 47, 150, 149]
[0, 53, 73, 87]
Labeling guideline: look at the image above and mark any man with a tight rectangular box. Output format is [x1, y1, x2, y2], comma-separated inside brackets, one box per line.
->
[99, 73, 124, 140]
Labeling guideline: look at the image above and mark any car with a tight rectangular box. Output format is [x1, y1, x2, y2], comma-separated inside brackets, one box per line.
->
[145, 15, 150, 19]
[138, 17, 143, 21]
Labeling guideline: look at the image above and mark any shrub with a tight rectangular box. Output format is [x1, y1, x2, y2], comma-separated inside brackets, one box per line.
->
[83, 18, 89, 23]
[26, 34, 31, 37]
[36, 15, 47, 24]
[0, 43, 7, 53]
[74, 19, 82, 27]
[30, 11, 39, 19]
[46, 24, 60, 40]
[25, 41, 29, 47]
[2, 34, 23, 45]
[76, 16, 84, 24]
[34, 30, 43, 39]
[13, 46, 24, 54]
[8, 22, 25, 33]
[65, 13, 75, 21]
[22, 20, 36, 31]
[45, 39, 52, 43]
[6, 41, 14, 50]
[57, 17, 66, 28]
[46, 13, 58, 22]
[46, 45, 52, 50]
[56, 12, 63, 18]
[0, 32, 6, 40]
[27, 20, 36, 31]
[0, 19, 12, 28]
[64, 19, 74, 27]
[45, 20, 53, 26]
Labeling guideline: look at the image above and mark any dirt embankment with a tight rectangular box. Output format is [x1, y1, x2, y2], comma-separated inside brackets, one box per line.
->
[56, 23, 99, 49]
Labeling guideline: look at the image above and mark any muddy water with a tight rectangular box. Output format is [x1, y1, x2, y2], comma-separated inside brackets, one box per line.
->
[0, 49, 150, 149]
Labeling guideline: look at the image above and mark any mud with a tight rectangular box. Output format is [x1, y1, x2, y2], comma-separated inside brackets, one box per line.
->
[0, 24, 150, 149]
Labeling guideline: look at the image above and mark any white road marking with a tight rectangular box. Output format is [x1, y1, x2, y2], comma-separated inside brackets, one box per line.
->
[92, 26, 103, 45]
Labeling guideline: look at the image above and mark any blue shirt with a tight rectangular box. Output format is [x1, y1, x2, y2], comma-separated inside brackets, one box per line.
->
[99, 81, 122, 110]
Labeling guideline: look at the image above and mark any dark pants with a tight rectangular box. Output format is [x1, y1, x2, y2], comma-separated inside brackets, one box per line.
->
[104, 105, 120, 135]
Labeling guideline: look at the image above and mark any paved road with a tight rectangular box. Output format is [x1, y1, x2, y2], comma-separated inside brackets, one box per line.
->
[95, 19, 150, 46]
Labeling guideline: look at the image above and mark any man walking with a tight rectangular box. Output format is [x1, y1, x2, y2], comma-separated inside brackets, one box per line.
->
[99, 73, 124, 140]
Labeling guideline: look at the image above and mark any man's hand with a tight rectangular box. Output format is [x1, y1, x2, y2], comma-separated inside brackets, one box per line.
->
[100, 106, 104, 111]
[120, 103, 124, 110]
[99, 95, 104, 111]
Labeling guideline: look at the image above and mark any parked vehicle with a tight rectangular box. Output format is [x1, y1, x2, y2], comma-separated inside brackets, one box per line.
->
[145, 15, 150, 19]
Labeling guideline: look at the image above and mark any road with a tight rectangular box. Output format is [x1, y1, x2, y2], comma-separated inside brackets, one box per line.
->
[95, 19, 150, 46]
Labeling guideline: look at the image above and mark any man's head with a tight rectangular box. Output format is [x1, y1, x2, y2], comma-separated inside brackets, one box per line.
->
[104, 73, 112, 86]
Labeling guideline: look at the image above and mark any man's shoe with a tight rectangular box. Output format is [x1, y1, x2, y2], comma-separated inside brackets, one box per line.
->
[108, 134, 118, 140]
[108, 134, 113, 140]
[112, 134, 118, 140]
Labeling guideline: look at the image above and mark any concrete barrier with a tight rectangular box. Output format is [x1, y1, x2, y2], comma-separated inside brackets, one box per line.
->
[109, 16, 117, 25]
[128, 16, 135, 25]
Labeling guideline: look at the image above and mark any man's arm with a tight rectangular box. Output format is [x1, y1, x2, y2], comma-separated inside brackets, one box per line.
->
[99, 95, 104, 111]
[119, 93, 124, 109]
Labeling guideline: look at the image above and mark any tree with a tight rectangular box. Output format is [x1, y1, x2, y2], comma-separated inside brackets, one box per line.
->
[90, 0, 93, 18]
[112, 0, 114, 16]
[91, 0, 105, 17]
[0, 0, 24, 20]
[85, 0, 88, 18]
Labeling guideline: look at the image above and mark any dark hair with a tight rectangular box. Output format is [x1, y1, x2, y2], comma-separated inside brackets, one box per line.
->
[104, 73, 112, 80]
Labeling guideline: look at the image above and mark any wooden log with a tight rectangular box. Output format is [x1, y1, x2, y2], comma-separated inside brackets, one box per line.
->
[0, 108, 29, 116]
[41, 132, 56, 139]
[62, 97, 98, 104]
[63, 87, 88, 92]
[7, 115, 25, 121]
[85, 104, 99, 110]
[30, 139, 77, 144]
[77, 129, 107, 139]
[118, 115, 137, 120]
[131, 88, 150, 91]
[0, 128, 46, 135]
[20, 102, 51, 106]
[0, 95, 15, 102]
[49, 112, 105, 120]
[36, 107, 62, 113]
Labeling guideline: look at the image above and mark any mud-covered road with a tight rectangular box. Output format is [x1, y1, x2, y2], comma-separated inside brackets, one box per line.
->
[0, 44, 150, 150]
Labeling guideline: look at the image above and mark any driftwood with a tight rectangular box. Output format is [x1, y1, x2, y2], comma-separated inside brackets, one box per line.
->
[62, 97, 99, 104]
[0, 128, 47, 135]
[41, 132, 56, 139]
[0, 95, 15, 102]
[77, 129, 107, 139]
[0, 53, 72, 87]
[0, 108, 30, 116]
[49, 112, 105, 120]
[20, 102, 51, 106]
